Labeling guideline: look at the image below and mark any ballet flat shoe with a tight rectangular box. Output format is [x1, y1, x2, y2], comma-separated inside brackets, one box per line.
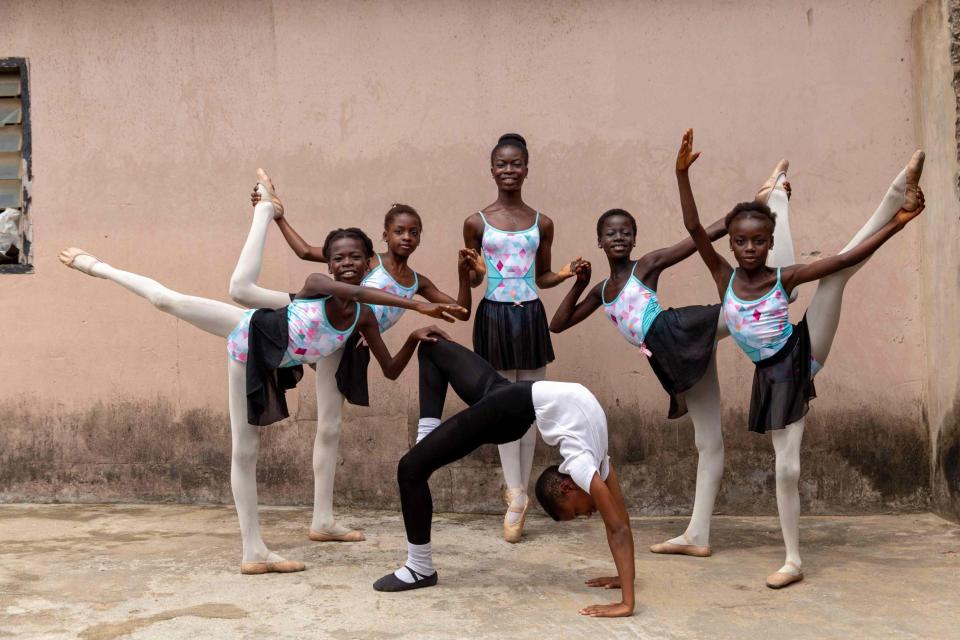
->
[766, 562, 803, 589]
[309, 528, 365, 542]
[240, 559, 306, 575]
[755, 159, 790, 204]
[58, 247, 102, 276]
[649, 538, 712, 558]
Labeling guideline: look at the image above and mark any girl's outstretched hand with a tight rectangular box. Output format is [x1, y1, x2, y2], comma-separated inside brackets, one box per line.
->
[250, 186, 261, 207]
[410, 325, 451, 343]
[676, 128, 701, 172]
[895, 187, 925, 226]
[414, 301, 466, 323]
[558, 256, 583, 280]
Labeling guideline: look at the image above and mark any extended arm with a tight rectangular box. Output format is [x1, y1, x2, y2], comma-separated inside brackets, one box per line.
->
[640, 216, 727, 279]
[296, 273, 464, 322]
[275, 216, 328, 262]
[580, 467, 635, 617]
[549, 263, 602, 333]
[780, 197, 924, 293]
[676, 129, 732, 295]
[360, 313, 451, 380]
[534, 215, 577, 289]
[416, 269, 472, 321]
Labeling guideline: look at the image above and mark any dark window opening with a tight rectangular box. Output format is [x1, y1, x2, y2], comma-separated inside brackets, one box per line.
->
[0, 58, 31, 274]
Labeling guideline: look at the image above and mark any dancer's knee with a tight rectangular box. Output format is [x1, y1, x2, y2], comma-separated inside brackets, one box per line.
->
[694, 431, 723, 458]
[315, 414, 343, 448]
[231, 442, 258, 471]
[775, 457, 801, 486]
[397, 452, 425, 489]
[228, 279, 255, 306]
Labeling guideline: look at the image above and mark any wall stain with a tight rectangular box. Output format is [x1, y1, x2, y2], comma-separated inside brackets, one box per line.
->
[0, 396, 931, 516]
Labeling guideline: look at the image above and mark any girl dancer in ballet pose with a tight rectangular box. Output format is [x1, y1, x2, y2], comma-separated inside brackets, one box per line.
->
[678, 128, 925, 588]
[240, 171, 479, 542]
[550, 149, 798, 558]
[462, 133, 581, 542]
[59, 185, 462, 574]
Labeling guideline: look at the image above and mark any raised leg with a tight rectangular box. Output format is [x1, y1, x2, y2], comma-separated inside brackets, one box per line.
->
[61, 250, 245, 337]
[228, 198, 292, 310]
[768, 419, 805, 587]
[806, 165, 910, 365]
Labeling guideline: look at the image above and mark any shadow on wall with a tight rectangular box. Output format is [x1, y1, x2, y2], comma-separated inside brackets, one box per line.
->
[933, 394, 960, 521]
[0, 395, 930, 515]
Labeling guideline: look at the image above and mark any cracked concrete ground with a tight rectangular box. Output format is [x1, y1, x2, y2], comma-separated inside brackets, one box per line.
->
[0, 505, 957, 639]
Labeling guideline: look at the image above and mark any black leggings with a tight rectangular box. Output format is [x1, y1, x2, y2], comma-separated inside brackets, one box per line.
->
[400, 340, 536, 544]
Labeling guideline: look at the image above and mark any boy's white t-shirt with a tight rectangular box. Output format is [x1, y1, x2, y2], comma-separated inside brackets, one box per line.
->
[531, 381, 610, 494]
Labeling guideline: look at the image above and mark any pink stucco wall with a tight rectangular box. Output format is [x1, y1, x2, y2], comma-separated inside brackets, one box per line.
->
[0, 0, 934, 512]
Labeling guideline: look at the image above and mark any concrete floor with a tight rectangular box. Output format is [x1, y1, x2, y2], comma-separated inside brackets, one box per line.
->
[0, 505, 957, 640]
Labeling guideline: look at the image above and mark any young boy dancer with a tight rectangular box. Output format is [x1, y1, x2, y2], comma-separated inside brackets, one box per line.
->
[373, 339, 635, 618]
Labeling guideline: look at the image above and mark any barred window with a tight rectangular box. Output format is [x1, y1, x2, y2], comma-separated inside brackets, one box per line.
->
[0, 58, 31, 273]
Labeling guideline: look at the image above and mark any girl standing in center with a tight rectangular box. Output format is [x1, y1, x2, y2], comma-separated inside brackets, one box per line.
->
[463, 133, 580, 542]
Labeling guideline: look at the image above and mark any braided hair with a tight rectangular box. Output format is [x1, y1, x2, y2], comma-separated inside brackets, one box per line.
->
[322, 227, 375, 261]
[724, 201, 777, 232]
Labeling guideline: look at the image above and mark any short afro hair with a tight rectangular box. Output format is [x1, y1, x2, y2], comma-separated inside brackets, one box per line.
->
[596, 208, 637, 240]
[535, 465, 568, 521]
[724, 201, 777, 232]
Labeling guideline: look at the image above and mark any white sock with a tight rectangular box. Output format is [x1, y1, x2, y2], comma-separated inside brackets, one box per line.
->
[394, 541, 434, 583]
[416, 418, 441, 444]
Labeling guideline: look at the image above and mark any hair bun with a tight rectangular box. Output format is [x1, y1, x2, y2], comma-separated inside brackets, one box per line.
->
[498, 133, 527, 148]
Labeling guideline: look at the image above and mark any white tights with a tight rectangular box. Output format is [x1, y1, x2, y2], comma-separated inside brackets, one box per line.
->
[78, 255, 281, 563]
[497, 367, 545, 520]
[770, 167, 907, 574]
[228, 201, 354, 537]
[671, 173, 797, 548]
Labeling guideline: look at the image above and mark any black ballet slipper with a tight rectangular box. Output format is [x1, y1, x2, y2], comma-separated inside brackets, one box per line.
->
[372, 567, 438, 592]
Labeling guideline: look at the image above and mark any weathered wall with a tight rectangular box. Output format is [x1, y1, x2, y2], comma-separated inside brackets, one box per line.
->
[913, 0, 960, 523]
[0, 0, 933, 514]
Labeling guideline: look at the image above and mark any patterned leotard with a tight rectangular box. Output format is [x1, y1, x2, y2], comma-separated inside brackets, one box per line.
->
[722, 268, 793, 362]
[227, 296, 360, 366]
[361, 254, 418, 332]
[480, 211, 540, 303]
[601, 261, 663, 355]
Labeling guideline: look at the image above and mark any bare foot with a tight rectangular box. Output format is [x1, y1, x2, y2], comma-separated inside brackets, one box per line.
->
[755, 159, 790, 204]
[255, 168, 284, 218]
[58, 247, 103, 277]
[902, 150, 925, 212]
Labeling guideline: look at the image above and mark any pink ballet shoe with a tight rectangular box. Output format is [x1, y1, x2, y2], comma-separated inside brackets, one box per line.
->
[902, 150, 925, 212]
[58, 247, 103, 276]
[255, 168, 284, 218]
[308, 528, 365, 542]
[240, 559, 306, 575]
[755, 159, 790, 205]
[765, 561, 803, 589]
[503, 487, 528, 543]
[649, 534, 712, 557]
